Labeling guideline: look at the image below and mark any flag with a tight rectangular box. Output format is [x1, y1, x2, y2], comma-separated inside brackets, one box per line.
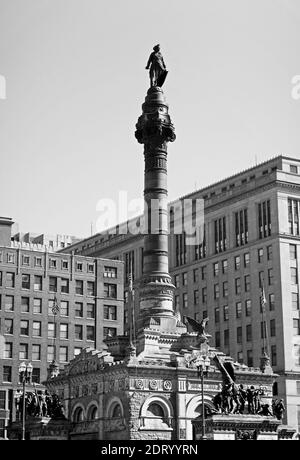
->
[51, 297, 59, 316]
[260, 286, 267, 312]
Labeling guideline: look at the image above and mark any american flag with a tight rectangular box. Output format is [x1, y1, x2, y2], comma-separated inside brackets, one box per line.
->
[52, 297, 59, 316]
[260, 286, 267, 312]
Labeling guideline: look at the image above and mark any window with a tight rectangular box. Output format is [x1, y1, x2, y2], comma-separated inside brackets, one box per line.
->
[34, 275, 42, 291]
[268, 269, 273, 286]
[214, 284, 219, 300]
[22, 274, 30, 290]
[49, 259, 57, 269]
[258, 248, 263, 263]
[76, 262, 83, 272]
[247, 350, 253, 367]
[292, 293, 299, 311]
[32, 344, 41, 361]
[258, 200, 271, 239]
[20, 320, 29, 336]
[75, 325, 83, 340]
[291, 268, 298, 284]
[19, 344, 28, 360]
[174, 295, 179, 309]
[7, 253, 15, 264]
[62, 260, 69, 270]
[104, 283, 117, 298]
[3, 366, 11, 382]
[47, 345, 55, 362]
[293, 319, 300, 335]
[22, 255, 30, 265]
[235, 209, 248, 246]
[88, 263, 94, 273]
[32, 368, 40, 384]
[60, 300, 69, 317]
[194, 227, 206, 261]
[176, 233, 187, 266]
[104, 266, 117, 278]
[49, 276, 57, 293]
[48, 323, 56, 338]
[244, 253, 250, 267]
[271, 345, 277, 366]
[215, 307, 220, 323]
[290, 244, 297, 260]
[290, 165, 298, 174]
[223, 305, 229, 321]
[297, 381, 300, 395]
[236, 326, 243, 343]
[61, 278, 69, 294]
[237, 351, 243, 364]
[193, 290, 199, 305]
[201, 266, 206, 281]
[74, 347, 82, 356]
[224, 329, 229, 347]
[4, 343, 12, 359]
[60, 323, 68, 339]
[124, 290, 128, 303]
[246, 325, 252, 342]
[270, 319, 276, 337]
[59, 346, 68, 363]
[288, 198, 300, 235]
[183, 293, 188, 308]
[33, 321, 41, 337]
[193, 269, 199, 283]
[75, 302, 83, 317]
[222, 260, 228, 274]
[87, 281, 95, 296]
[4, 319, 13, 335]
[245, 299, 252, 316]
[269, 293, 275, 311]
[104, 305, 117, 320]
[34, 257, 42, 267]
[234, 256, 241, 270]
[267, 245, 272, 261]
[103, 327, 116, 339]
[213, 263, 219, 277]
[6, 272, 15, 288]
[75, 280, 84, 295]
[0, 271, 2, 286]
[87, 325, 95, 341]
[4, 295, 14, 312]
[244, 275, 250, 292]
[182, 272, 187, 285]
[259, 271, 264, 288]
[214, 217, 227, 253]
[202, 287, 207, 303]
[215, 331, 220, 348]
[235, 278, 241, 295]
[294, 345, 300, 366]
[236, 302, 242, 318]
[174, 274, 179, 288]
[261, 321, 266, 339]
[21, 297, 30, 313]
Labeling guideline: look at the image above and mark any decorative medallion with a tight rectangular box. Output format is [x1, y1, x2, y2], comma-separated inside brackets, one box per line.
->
[135, 379, 144, 389]
[149, 379, 158, 390]
[163, 380, 172, 391]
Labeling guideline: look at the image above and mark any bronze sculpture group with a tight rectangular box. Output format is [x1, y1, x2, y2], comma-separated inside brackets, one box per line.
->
[15, 389, 65, 420]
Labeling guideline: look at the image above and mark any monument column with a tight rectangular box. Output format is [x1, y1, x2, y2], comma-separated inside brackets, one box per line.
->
[135, 85, 176, 330]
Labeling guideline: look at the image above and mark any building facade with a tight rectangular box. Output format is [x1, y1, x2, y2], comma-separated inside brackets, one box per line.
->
[0, 217, 124, 438]
[60, 155, 300, 430]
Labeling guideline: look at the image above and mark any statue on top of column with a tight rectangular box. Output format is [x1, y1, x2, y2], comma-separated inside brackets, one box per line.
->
[146, 44, 168, 87]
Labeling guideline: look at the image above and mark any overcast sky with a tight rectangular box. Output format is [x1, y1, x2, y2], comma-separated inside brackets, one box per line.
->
[0, 0, 299, 238]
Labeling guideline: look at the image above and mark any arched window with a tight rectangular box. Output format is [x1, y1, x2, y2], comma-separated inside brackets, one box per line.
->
[195, 403, 212, 417]
[73, 406, 84, 422]
[87, 405, 98, 420]
[146, 402, 165, 418]
[111, 404, 122, 418]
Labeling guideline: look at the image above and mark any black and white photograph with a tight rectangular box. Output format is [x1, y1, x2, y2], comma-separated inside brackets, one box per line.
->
[0, 0, 300, 447]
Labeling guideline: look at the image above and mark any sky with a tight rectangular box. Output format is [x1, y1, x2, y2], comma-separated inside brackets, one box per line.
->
[0, 0, 299, 238]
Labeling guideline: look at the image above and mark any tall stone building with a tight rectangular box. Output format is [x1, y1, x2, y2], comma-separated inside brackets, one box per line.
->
[0, 216, 124, 437]
[45, 86, 277, 441]
[61, 156, 300, 431]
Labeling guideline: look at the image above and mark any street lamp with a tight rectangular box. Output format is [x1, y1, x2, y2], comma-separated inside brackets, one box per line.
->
[18, 361, 33, 440]
[196, 355, 210, 440]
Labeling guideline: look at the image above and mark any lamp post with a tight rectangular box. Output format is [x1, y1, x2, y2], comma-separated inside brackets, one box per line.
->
[19, 361, 33, 441]
[196, 355, 210, 440]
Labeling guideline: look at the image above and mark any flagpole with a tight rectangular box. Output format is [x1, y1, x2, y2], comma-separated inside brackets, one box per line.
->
[260, 284, 270, 358]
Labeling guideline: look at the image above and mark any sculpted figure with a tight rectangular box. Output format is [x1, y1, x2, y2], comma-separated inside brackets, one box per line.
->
[146, 44, 168, 87]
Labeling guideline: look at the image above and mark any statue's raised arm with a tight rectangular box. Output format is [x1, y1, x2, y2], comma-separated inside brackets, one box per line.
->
[146, 44, 168, 88]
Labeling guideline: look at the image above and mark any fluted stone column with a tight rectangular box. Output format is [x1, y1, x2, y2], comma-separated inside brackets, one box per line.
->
[135, 86, 176, 329]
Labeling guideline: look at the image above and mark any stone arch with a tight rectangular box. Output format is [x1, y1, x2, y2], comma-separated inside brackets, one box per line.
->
[186, 395, 214, 440]
[105, 396, 124, 419]
[86, 401, 99, 420]
[140, 395, 174, 431]
[72, 404, 85, 422]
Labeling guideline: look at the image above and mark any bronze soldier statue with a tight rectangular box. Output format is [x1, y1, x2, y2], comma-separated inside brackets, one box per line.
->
[146, 44, 168, 87]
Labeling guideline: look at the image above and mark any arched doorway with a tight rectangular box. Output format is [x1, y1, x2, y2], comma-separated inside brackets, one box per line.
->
[186, 396, 214, 440]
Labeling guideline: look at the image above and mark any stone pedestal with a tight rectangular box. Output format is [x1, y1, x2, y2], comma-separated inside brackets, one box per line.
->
[192, 414, 281, 440]
[8, 416, 71, 440]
